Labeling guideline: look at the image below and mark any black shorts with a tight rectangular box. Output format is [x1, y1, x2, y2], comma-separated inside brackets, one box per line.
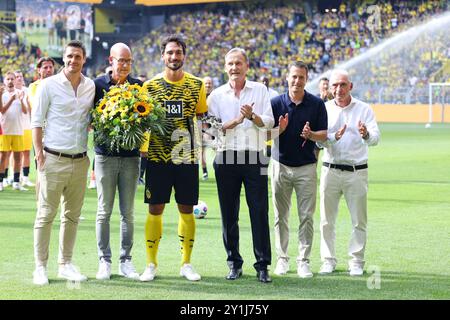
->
[144, 161, 199, 205]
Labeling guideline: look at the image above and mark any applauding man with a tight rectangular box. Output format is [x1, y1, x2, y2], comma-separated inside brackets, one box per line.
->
[317, 69, 380, 276]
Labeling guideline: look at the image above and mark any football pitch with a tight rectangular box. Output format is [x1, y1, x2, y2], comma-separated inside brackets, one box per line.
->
[0, 123, 449, 300]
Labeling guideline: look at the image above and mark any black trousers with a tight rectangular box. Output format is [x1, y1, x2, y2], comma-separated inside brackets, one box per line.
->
[213, 151, 271, 272]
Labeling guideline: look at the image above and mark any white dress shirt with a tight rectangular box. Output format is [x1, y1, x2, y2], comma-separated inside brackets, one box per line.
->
[207, 80, 274, 152]
[1, 90, 24, 135]
[31, 71, 95, 154]
[318, 96, 380, 165]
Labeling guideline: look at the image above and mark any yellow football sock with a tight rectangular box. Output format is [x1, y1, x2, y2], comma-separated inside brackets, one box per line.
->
[178, 212, 195, 265]
[144, 213, 162, 266]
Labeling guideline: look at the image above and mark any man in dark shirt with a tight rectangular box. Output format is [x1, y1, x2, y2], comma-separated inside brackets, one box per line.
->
[270, 61, 327, 278]
[93, 42, 142, 281]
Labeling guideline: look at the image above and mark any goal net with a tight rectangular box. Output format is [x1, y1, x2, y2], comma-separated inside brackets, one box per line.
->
[427, 83, 450, 126]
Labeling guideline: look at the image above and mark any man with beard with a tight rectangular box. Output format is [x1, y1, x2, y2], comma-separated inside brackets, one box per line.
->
[0, 71, 27, 191]
[140, 34, 207, 282]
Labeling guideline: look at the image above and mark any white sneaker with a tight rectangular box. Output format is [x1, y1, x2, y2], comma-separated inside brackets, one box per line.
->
[119, 260, 140, 280]
[297, 261, 313, 278]
[33, 266, 49, 285]
[3, 180, 10, 188]
[274, 259, 289, 275]
[57, 263, 87, 282]
[180, 263, 201, 281]
[349, 265, 364, 276]
[88, 180, 96, 189]
[140, 263, 157, 282]
[22, 176, 35, 187]
[96, 259, 111, 280]
[319, 261, 336, 274]
[0, 183, 3, 191]
[12, 182, 28, 191]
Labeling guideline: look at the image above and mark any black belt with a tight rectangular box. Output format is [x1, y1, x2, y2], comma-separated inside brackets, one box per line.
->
[44, 147, 87, 159]
[323, 162, 367, 172]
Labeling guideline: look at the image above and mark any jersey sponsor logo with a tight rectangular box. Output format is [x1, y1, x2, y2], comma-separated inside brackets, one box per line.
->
[164, 100, 183, 118]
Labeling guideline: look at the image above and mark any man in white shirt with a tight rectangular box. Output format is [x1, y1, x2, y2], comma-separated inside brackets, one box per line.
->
[207, 48, 274, 283]
[0, 71, 27, 191]
[31, 40, 95, 285]
[317, 69, 380, 276]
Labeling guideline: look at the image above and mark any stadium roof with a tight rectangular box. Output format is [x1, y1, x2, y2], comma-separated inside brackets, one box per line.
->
[135, 0, 242, 6]
[50, 0, 103, 3]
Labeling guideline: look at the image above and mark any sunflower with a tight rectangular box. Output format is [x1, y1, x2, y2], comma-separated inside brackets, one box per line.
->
[96, 99, 107, 113]
[128, 84, 141, 92]
[133, 101, 151, 116]
[122, 91, 132, 99]
[107, 87, 121, 97]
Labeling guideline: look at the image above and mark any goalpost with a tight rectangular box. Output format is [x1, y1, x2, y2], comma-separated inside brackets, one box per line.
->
[427, 82, 449, 127]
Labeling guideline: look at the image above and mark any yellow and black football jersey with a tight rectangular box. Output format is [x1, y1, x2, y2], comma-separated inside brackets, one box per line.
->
[144, 72, 207, 163]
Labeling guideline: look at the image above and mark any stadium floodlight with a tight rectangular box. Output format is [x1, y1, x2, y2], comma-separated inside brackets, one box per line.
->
[427, 82, 449, 127]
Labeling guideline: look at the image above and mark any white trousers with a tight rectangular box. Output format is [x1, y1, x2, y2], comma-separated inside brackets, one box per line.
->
[319, 166, 368, 268]
[271, 161, 317, 264]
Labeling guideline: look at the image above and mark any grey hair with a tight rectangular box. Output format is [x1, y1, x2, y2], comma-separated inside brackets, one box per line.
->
[329, 69, 351, 83]
[225, 47, 249, 63]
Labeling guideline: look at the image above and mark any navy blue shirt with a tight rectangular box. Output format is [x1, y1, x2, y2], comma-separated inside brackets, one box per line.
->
[93, 72, 143, 157]
[271, 91, 328, 167]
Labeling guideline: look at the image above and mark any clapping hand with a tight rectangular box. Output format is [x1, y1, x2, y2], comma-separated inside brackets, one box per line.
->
[335, 124, 347, 141]
[301, 121, 311, 147]
[279, 113, 289, 134]
[358, 121, 369, 139]
[240, 102, 255, 120]
[17, 90, 25, 101]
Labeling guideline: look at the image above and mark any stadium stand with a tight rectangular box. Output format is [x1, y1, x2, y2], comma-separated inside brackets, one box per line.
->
[0, 0, 448, 104]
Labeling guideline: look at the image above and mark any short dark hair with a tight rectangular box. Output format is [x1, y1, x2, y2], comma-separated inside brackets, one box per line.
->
[36, 57, 56, 69]
[160, 34, 186, 55]
[319, 77, 329, 82]
[288, 61, 309, 75]
[65, 40, 86, 57]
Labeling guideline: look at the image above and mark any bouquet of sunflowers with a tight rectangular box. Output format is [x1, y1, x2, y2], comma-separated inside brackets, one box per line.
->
[91, 82, 165, 153]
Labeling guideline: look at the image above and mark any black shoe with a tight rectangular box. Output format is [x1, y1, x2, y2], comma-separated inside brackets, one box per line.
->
[226, 268, 242, 280]
[257, 270, 272, 283]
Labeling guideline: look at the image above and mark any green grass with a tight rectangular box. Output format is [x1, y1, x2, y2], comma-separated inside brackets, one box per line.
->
[0, 123, 449, 300]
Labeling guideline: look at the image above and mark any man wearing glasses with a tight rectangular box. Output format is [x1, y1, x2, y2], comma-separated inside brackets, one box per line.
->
[93, 42, 142, 281]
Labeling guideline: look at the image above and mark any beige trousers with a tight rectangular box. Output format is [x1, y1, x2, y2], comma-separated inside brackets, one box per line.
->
[34, 153, 90, 267]
[319, 166, 368, 268]
[271, 161, 317, 264]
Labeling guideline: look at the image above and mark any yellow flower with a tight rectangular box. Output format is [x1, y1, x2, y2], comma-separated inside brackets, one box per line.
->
[109, 96, 119, 105]
[96, 99, 107, 113]
[122, 91, 132, 99]
[128, 84, 141, 92]
[133, 101, 151, 116]
[107, 87, 121, 97]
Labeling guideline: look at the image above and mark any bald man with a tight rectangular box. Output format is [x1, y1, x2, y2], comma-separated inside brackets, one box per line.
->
[93, 42, 142, 281]
[317, 69, 380, 276]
